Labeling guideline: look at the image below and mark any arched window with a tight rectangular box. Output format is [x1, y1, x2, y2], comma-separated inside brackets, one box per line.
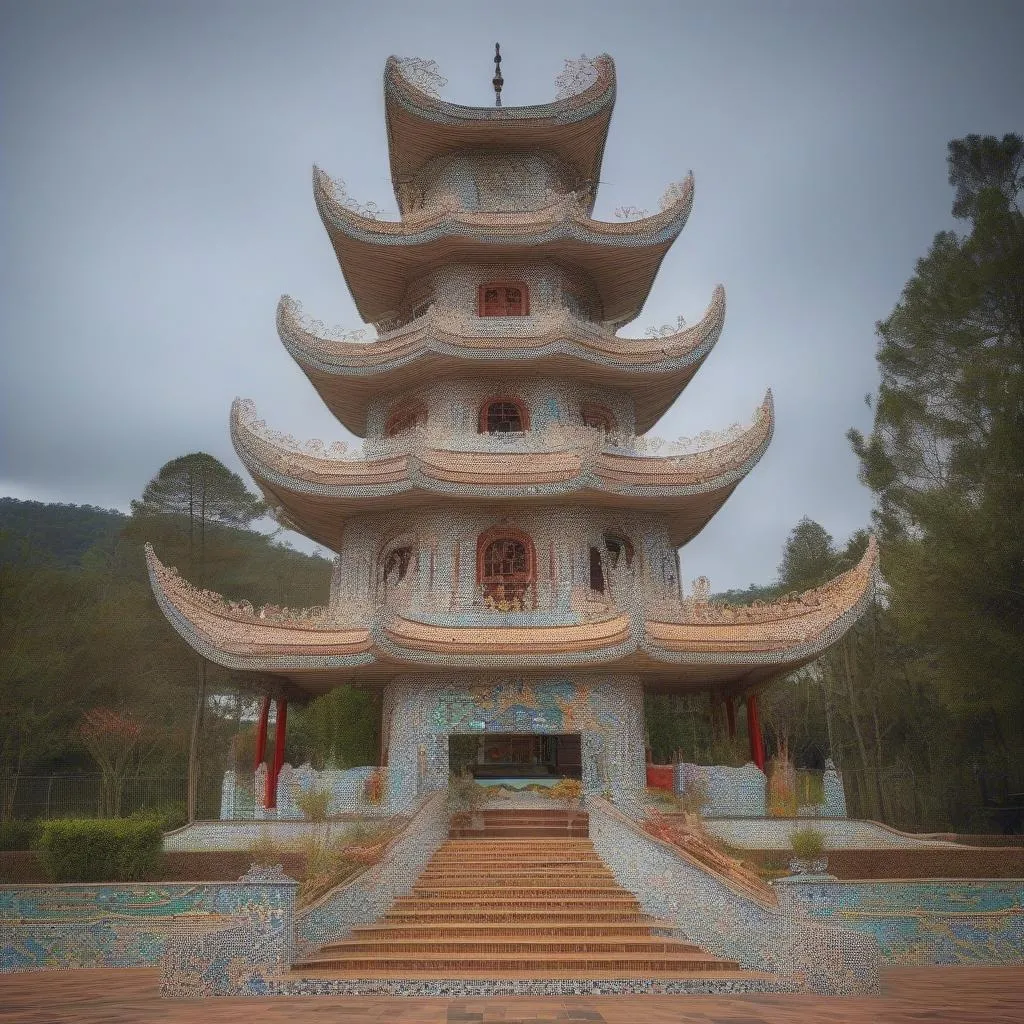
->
[581, 402, 617, 432]
[379, 546, 414, 589]
[590, 534, 635, 595]
[385, 403, 427, 438]
[479, 397, 529, 434]
[478, 282, 529, 317]
[603, 533, 635, 569]
[477, 528, 536, 610]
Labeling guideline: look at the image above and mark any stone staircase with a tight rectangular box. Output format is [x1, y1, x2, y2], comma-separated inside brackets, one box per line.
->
[293, 807, 753, 978]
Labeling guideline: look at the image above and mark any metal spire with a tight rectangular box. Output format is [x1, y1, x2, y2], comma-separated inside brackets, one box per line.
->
[493, 42, 503, 107]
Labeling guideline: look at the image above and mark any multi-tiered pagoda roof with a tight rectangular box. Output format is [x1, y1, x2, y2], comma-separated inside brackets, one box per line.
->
[148, 53, 877, 705]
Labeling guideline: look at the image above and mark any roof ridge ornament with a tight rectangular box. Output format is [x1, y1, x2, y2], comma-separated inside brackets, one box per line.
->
[493, 42, 503, 107]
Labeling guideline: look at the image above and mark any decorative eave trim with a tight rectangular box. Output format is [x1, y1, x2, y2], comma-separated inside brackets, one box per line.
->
[641, 537, 880, 668]
[229, 391, 772, 505]
[383, 54, 617, 213]
[144, 538, 879, 684]
[277, 284, 725, 378]
[313, 167, 693, 325]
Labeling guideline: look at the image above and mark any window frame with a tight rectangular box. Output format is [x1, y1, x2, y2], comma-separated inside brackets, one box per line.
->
[478, 396, 530, 434]
[476, 526, 537, 610]
[478, 281, 530, 318]
[384, 402, 428, 438]
[580, 402, 618, 432]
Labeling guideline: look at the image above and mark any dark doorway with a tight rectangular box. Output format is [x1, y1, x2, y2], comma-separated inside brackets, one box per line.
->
[450, 733, 582, 783]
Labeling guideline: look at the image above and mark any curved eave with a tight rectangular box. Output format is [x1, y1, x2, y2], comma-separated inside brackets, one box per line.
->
[384, 55, 616, 215]
[278, 286, 726, 436]
[145, 544, 375, 674]
[642, 536, 880, 688]
[230, 393, 772, 550]
[374, 612, 635, 668]
[144, 538, 878, 695]
[314, 167, 693, 326]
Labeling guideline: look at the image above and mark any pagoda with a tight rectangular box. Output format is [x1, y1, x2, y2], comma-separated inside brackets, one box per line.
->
[147, 52, 877, 813]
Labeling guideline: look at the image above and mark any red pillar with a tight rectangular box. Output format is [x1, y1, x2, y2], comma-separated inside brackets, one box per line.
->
[725, 696, 736, 739]
[746, 693, 766, 771]
[254, 695, 271, 770]
[265, 698, 288, 809]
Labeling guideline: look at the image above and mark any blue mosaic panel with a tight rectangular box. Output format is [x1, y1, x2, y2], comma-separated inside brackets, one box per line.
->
[774, 879, 1024, 965]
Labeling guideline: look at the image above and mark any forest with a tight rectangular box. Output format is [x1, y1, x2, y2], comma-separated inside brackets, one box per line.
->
[1, 134, 1021, 832]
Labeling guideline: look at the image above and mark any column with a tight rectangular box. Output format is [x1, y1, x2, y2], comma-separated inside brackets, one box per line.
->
[254, 694, 271, 769]
[265, 697, 288, 809]
[746, 693, 765, 771]
[725, 696, 736, 739]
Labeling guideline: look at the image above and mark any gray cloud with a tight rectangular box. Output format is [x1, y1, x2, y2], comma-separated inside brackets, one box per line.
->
[2, 0, 1021, 590]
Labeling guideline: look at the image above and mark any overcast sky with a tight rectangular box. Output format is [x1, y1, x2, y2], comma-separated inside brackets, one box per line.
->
[2, 0, 1021, 592]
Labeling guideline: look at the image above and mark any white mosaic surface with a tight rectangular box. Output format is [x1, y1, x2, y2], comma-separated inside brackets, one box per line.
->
[704, 817, 959, 850]
[163, 817, 395, 853]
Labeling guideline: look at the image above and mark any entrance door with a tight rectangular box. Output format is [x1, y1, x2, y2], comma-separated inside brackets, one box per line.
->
[447, 733, 583, 785]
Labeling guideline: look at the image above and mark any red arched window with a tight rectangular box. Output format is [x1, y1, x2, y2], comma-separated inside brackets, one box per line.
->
[385, 403, 427, 437]
[477, 528, 536, 610]
[478, 282, 529, 317]
[479, 397, 529, 434]
[581, 402, 617, 432]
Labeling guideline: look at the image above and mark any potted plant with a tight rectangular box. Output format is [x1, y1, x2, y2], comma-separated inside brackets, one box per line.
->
[788, 826, 828, 874]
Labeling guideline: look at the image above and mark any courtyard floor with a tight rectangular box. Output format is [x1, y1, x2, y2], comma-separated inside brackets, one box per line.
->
[1, 967, 1022, 1023]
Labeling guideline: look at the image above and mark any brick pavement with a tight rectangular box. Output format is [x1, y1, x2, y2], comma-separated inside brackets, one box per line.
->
[1, 967, 1023, 1024]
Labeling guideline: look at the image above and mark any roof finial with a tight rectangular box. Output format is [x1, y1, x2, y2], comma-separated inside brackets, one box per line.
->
[493, 42, 503, 107]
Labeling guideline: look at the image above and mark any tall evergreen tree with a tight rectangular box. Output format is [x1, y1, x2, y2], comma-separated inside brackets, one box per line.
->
[849, 134, 1024, 786]
[133, 454, 267, 821]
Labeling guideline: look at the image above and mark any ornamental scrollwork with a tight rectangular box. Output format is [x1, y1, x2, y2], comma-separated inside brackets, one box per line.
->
[659, 178, 692, 211]
[554, 55, 600, 101]
[395, 57, 447, 98]
[281, 296, 370, 343]
[325, 175, 383, 220]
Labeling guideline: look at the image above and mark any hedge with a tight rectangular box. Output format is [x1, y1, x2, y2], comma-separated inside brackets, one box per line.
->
[37, 817, 164, 882]
[0, 819, 41, 851]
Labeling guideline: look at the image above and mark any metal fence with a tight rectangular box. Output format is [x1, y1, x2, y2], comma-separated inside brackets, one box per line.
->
[1, 774, 192, 821]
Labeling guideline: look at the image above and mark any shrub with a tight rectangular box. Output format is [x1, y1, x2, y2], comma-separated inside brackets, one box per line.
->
[789, 826, 826, 860]
[250, 831, 292, 866]
[548, 778, 583, 803]
[37, 817, 164, 881]
[0, 819, 41, 851]
[295, 787, 331, 822]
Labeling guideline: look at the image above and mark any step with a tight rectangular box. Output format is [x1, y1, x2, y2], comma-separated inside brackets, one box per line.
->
[449, 827, 589, 838]
[315, 938, 707, 956]
[350, 923, 671, 940]
[292, 953, 740, 974]
[418, 874, 616, 886]
[290, 969, 773, 983]
[411, 884, 625, 896]
[384, 909, 659, 924]
[392, 899, 641, 913]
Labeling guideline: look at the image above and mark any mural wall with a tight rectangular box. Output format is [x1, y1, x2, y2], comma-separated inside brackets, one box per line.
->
[382, 674, 646, 807]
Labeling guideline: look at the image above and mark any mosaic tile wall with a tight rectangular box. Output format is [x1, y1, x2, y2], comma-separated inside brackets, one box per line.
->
[774, 878, 1024, 965]
[588, 797, 882, 995]
[0, 877, 297, 974]
[675, 762, 767, 817]
[294, 791, 448, 957]
[382, 675, 646, 808]
[159, 867, 299, 998]
[221, 764, 380, 820]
